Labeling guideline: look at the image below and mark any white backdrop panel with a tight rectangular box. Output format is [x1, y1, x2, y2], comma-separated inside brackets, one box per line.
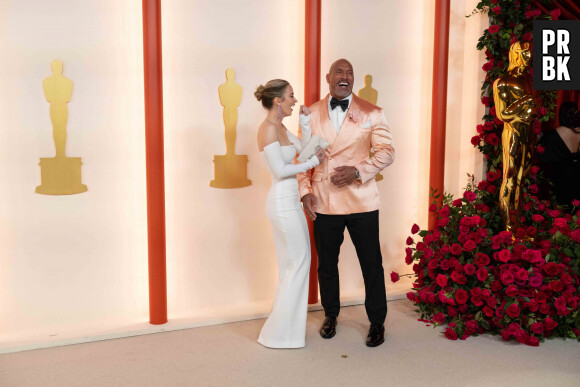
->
[0, 0, 147, 336]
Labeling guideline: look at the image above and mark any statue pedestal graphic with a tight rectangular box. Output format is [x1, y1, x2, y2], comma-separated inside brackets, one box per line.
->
[37, 60, 88, 195]
[210, 68, 251, 189]
[358, 74, 383, 182]
[210, 154, 251, 189]
[36, 156, 87, 195]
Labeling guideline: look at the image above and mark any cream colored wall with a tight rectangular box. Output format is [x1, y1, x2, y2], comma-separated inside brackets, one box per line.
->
[0, 0, 486, 341]
[0, 0, 148, 336]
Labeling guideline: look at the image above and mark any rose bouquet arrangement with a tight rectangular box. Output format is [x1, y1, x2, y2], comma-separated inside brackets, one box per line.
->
[397, 175, 580, 346]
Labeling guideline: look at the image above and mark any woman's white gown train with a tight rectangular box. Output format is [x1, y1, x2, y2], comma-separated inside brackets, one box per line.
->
[258, 117, 318, 348]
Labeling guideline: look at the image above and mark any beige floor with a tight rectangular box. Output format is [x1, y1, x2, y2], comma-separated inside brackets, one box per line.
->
[1, 299, 579, 387]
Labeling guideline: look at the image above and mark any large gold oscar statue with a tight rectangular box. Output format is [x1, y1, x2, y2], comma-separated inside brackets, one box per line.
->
[358, 74, 383, 182]
[492, 42, 537, 232]
[36, 60, 87, 195]
[210, 68, 251, 188]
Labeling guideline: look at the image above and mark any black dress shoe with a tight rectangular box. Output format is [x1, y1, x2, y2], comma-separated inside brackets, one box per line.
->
[320, 316, 337, 339]
[366, 323, 385, 347]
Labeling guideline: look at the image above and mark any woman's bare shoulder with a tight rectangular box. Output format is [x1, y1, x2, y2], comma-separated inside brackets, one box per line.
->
[257, 121, 278, 151]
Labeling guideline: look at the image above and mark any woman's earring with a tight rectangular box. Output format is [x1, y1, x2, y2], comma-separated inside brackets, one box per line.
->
[277, 105, 282, 119]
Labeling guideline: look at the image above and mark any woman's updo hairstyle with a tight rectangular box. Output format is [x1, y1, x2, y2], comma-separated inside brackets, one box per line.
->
[254, 79, 289, 109]
[559, 101, 580, 132]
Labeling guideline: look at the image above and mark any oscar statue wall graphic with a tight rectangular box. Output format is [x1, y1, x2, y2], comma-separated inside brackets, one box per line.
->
[36, 60, 87, 195]
[357, 74, 383, 182]
[210, 68, 251, 188]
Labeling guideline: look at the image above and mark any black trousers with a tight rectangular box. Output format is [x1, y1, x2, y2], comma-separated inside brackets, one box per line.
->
[314, 210, 387, 324]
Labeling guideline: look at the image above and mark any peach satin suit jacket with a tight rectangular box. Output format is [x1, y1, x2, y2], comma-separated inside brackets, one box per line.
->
[298, 94, 395, 215]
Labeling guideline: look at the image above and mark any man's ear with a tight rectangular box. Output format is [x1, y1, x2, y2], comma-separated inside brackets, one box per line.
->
[326, 74, 330, 84]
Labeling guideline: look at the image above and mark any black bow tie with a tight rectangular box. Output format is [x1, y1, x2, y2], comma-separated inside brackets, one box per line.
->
[330, 97, 349, 112]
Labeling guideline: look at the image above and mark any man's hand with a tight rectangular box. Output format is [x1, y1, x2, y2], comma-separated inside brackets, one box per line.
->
[330, 166, 359, 188]
[300, 105, 311, 116]
[302, 193, 317, 221]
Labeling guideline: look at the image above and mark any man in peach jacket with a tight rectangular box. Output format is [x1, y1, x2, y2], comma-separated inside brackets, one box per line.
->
[298, 59, 395, 347]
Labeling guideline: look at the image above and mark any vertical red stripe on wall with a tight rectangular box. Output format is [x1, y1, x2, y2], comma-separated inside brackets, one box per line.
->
[428, 0, 451, 230]
[142, 0, 168, 324]
[305, 0, 321, 304]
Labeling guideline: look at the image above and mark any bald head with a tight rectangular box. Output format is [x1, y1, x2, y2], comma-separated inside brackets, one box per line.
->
[326, 59, 354, 100]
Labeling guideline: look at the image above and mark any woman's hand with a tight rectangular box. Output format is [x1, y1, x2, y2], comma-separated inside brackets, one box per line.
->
[315, 147, 326, 163]
[300, 105, 311, 116]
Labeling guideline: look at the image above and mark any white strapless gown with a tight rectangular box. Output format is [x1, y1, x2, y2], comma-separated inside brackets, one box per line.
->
[258, 121, 319, 348]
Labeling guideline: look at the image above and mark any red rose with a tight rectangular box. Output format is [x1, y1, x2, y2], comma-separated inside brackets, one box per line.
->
[550, 8, 561, 20]
[515, 269, 529, 282]
[436, 274, 448, 288]
[492, 6, 501, 14]
[531, 214, 544, 223]
[560, 272, 573, 285]
[476, 267, 489, 282]
[506, 285, 518, 297]
[470, 287, 482, 297]
[487, 185, 496, 194]
[487, 170, 500, 181]
[452, 198, 462, 207]
[475, 253, 490, 267]
[528, 299, 539, 312]
[488, 24, 500, 34]
[483, 306, 494, 317]
[433, 312, 445, 323]
[471, 135, 481, 146]
[451, 271, 467, 285]
[498, 249, 511, 263]
[526, 335, 539, 347]
[444, 327, 458, 340]
[515, 329, 528, 343]
[406, 292, 416, 301]
[537, 145, 545, 154]
[543, 262, 561, 277]
[455, 289, 469, 304]
[570, 230, 580, 243]
[411, 223, 420, 234]
[544, 317, 558, 330]
[507, 323, 520, 336]
[390, 271, 399, 283]
[501, 330, 512, 341]
[450, 244, 462, 256]
[506, 303, 521, 318]
[447, 306, 458, 317]
[486, 133, 500, 146]
[463, 321, 477, 335]
[530, 322, 544, 334]
[535, 291, 548, 304]
[554, 217, 567, 228]
[522, 32, 532, 42]
[529, 183, 538, 193]
[463, 240, 476, 252]
[406, 236, 414, 245]
[501, 271, 515, 285]
[551, 280, 565, 292]
[491, 280, 503, 292]
[464, 263, 476, 276]
[463, 191, 477, 202]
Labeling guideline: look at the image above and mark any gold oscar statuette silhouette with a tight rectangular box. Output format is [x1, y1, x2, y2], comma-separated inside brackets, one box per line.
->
[210, 68, 251, 188]
[357, 74, 383, 182]
[492, 42, 537, 233]
[36, 60, 87, 195]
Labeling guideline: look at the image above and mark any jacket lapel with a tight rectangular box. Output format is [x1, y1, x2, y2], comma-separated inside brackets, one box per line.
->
[331, 95, 360, 151]
[318, 95, 338, 146]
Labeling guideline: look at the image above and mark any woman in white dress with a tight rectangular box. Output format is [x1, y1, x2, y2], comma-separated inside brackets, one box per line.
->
[255, 79, 325, 348]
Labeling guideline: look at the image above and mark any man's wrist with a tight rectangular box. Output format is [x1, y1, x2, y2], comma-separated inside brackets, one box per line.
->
[354, 168, 361, 181]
